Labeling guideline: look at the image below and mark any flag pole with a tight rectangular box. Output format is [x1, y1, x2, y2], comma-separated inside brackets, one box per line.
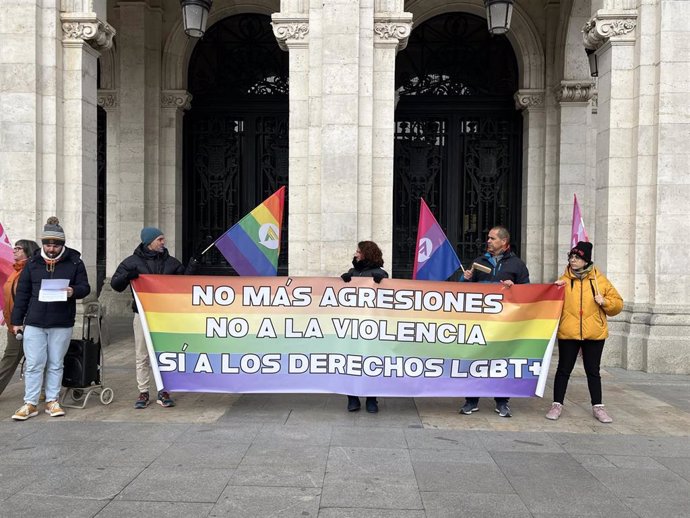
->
[200, 241, 216, 255]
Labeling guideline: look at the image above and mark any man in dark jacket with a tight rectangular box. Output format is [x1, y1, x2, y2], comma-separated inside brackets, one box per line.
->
[459, 226, 530, 418]
[111, 227, 197, 409]
[11, 217, 91, 420]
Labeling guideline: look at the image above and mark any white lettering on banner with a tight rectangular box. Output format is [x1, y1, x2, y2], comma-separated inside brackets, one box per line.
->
[206, 317, 249, 338]
[318, 287, 503, 313]
[154, 352, 536, 378]
[330, 318, 486, 345]
[192, 285, 236, 306]
[242, 285, 313, 307]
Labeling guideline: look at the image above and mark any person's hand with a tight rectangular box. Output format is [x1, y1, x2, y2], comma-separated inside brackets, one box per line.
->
[65, 287, 74, 298]
[126, 270, 140, 281]
[341, 272, 352, 283]
[12, 325, 23, 335]
[554, 279, 565, 286]
[501, 279, 514, 288]
[463, 269, 473, 281]
[372, 273, 385, 284]
[594, 294, 606, 306]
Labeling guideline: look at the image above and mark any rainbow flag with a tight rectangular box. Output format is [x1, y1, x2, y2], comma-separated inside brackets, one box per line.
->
[214, 187, 285, 276]
[132, 276, 564, 397]
[413, 198, 461, 280]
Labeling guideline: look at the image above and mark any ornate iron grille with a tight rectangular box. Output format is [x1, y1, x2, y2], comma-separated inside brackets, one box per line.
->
[184, 14, 289, 275]
[393, 13, 521, 279]
[96, 106, 106, 295]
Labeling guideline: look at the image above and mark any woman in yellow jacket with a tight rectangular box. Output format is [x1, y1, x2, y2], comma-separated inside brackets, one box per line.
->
[545, 241, 623, 423]
[0, 239, 39, 397]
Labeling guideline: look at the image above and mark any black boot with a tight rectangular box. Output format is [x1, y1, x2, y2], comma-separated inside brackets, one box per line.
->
[347, 395, 361, 412]
[365, 397, 378, 413]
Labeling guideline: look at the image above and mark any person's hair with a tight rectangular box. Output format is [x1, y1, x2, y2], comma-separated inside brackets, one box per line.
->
[15, 239, 39, 258]
[358, 240, 384, 267]
[491, 226, 511, 243]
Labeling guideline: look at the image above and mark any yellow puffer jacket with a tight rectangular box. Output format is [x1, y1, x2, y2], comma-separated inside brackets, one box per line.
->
[557, 265, 623, 340]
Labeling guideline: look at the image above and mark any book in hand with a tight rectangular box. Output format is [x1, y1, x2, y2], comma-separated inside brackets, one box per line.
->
[471, 262, 492, 274]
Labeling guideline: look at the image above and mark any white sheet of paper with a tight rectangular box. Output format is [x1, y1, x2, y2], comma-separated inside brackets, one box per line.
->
[38, 278, 69, 302]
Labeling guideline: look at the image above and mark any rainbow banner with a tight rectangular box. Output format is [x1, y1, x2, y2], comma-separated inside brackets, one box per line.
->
[132, 275, 564, 397]
[213, 186, 285, 276]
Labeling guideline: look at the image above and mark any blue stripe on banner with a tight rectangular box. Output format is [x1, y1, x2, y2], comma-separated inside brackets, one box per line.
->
[215, 226, 276, 276]
[416, 240, 460, 281]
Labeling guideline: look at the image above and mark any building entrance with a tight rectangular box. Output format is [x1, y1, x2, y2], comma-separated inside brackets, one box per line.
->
[393, 13, 521, 278]
[183, 14, 289, 274]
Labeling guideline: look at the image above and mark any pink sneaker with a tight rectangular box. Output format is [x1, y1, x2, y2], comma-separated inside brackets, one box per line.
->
[592, 405, 613, 423]
[545, 402, 563, 420]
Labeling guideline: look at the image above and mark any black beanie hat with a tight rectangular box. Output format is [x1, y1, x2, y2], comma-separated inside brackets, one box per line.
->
[569, 241, 593, 264]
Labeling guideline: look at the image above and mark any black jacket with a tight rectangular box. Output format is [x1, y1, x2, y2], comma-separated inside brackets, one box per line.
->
[11, 247, 91, 328]
[344, 259, 389, 279]
[467, 249, 530, 284]
[111, 244, 197, 312]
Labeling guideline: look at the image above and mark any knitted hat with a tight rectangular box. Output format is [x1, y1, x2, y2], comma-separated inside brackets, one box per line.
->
[141, 227, 164, 246]
[41, 217, 65, 244]
[569, 241, 593, 264]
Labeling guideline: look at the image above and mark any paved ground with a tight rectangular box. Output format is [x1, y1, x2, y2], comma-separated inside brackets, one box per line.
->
[0, 317, 689, 517]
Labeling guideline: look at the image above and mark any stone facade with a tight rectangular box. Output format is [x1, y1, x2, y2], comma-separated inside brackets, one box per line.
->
[1, 0, 689, 374]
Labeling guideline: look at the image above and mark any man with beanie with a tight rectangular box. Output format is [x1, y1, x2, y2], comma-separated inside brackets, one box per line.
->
[458, 225, 530, 418]
[111, 227, 197, 409]
[11, 217, 91, 420]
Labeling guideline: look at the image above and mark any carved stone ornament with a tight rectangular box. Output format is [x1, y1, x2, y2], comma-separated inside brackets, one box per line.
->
[582, 11, 637, 50]
[61, 14, 115, 51]
[556, 81, 596, 103]
[373, 13, 413, 50]
[591, 91, 598, 114]
[161, 91, 193, 111]
[514, 90, 545, 110]
[97, 90, 118, 109]
[271, 19, 309, 51]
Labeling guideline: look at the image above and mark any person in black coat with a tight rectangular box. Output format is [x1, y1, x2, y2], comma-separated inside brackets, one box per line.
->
[11, 217, 91, 420]
[111, 227, 198, 410]
[459, 226, 530, 418]
[340, 240, 388, 413]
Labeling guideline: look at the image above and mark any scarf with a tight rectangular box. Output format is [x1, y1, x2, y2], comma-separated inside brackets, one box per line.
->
[41, 247, 66, 272]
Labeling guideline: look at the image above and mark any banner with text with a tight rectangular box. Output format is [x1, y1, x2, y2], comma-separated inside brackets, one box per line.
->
[132, 276, 564, 397]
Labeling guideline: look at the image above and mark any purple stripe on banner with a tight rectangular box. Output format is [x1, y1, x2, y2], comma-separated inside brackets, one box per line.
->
[159, 371, 538, 397]
[216, 225, 275, 276]
[423, 222, 448, 248]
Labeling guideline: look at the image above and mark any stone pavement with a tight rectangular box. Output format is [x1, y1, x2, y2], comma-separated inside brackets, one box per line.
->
[0, 318, 689, 517]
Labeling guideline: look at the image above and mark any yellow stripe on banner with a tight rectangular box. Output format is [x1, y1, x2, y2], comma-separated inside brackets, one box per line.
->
[144, 310, 559, 342]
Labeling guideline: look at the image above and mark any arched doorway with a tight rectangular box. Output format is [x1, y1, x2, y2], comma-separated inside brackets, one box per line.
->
[393, 12, 521, 279]
[183, 13, 289, 274]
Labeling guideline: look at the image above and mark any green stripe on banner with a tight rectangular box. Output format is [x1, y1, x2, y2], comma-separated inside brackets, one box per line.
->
[149, 332, 551, 359]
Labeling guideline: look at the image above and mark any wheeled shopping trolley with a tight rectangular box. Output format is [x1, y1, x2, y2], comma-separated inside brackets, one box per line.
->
[61, 302, 114, 408]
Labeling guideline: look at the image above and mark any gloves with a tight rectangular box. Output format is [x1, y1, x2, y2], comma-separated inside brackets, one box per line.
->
[341, 272, 352, 283]
[372, 273, 384, 284]
[126, 270, 140, 281]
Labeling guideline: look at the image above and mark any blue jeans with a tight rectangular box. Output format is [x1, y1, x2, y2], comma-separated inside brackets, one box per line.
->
[22, 325, 73, 404]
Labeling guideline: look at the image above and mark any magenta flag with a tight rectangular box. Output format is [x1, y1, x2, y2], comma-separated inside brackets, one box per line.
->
[413, 198, 460, 280]
[571, 194, 590, 247]
[0, 223, 14, 326]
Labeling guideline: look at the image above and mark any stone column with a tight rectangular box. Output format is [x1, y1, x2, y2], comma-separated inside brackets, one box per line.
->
[159, 90, 192, 256]
[116, 2, 162, 260]
[372, 7, 412, 273]
[60, 13, 115, 293]
[271, 12, 310, 275]
[583, 10, 637, 295]
[514, 90, 546, 280]
[555, 80, 596, 252]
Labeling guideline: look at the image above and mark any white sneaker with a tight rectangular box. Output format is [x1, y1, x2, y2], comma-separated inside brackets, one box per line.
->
[545, 402, 563, 420]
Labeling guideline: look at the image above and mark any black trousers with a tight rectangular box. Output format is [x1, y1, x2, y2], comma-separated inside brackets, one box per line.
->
[553, 339, 605, 405]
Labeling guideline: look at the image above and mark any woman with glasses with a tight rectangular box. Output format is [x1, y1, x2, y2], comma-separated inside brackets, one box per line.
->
[0, 239, 39, 397]
[546, 241, 623, 423]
